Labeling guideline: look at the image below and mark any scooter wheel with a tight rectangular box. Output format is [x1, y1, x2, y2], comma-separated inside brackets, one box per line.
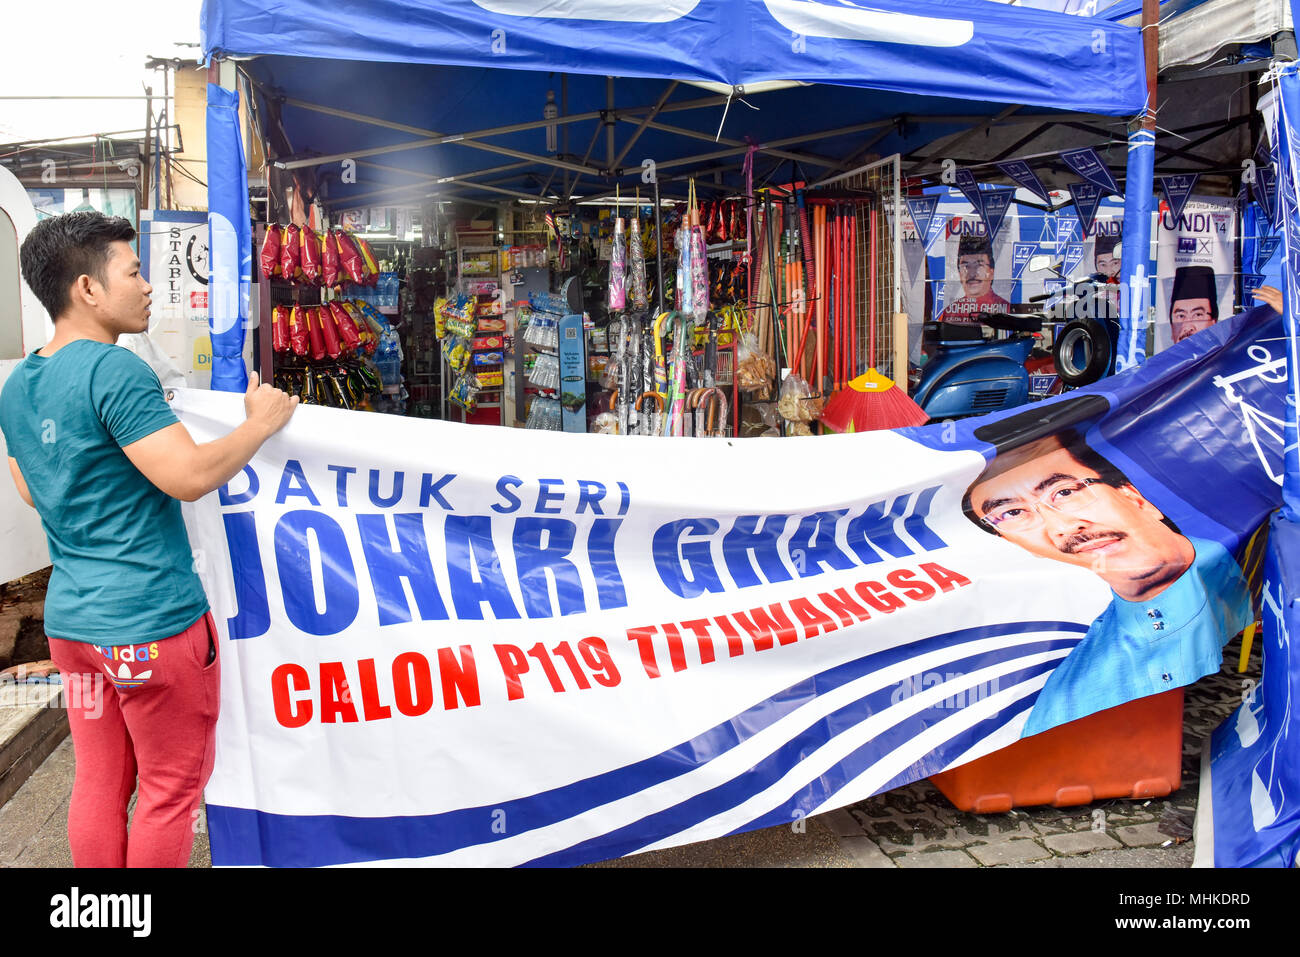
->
[1053, 319, 1112, 387]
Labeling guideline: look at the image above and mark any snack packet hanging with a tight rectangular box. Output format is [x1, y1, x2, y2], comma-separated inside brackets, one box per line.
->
[735, 329, 775, 397]
[355, 236, 380, 285]
[280, 224, 302, 283]
[328, 301, 361, 352]
[305, 305, 326, 360]
[259, 226, 281, 280]
[287, 305, 309, 356]
[342, 301, 375, 353]
[318, 302, 342, 358]
[321, 229, 341, 287]
[272, 304, 291, 353]
[300, 226, 323, 284]
[334, 229, 366, 284]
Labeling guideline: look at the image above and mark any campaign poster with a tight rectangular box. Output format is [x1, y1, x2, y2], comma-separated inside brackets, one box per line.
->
[937, 215, 1014, 323]
[1154, 196, 1237, 353]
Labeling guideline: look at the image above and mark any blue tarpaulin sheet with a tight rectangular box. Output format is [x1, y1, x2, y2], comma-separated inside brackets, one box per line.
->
[201, 0, 1147, 116]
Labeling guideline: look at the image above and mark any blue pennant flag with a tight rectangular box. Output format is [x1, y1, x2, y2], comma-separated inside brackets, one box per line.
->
[1063, 242, 1086, 277]
[1067, 181, 1105, 236]
[1054, 214, 1080, 257]
[1258, 235, 1282, 266]
[954, 167, 985, 217]
[1011, 242, 1038, 279]
[904, 195, 938, 247]
[997, 160, 1052, 205]
[979, 187, 1016, 243]
[1157, 173, 1199, 226]
[1242, 273, 1267, 298]
[1255, 166, 1279, 227]
[1060, 147, 1120, 195]
[924, 208, 948, 253]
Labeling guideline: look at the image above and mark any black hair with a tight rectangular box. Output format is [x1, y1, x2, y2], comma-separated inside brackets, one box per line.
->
[19, 211, 137, 320]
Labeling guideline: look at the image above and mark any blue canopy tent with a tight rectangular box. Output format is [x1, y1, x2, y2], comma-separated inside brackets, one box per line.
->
[200, 0, 1152, 391]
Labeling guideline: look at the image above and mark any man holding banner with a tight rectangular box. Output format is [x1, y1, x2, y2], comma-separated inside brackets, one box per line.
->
[1, 212, 298, 867]
[962, 424, 1252, 737]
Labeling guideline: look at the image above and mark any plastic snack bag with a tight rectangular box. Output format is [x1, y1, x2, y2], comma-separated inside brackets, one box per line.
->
[260, 226, 281, 280]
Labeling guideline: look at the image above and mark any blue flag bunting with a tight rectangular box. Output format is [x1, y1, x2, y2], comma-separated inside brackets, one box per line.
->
[980, 187, 1016, 244]
[997, 160, 1052, 204]
[905, 195, 939, 250]
[954, 167, 985, 218]
[1061, 147, 1120, 195]
[1068, 181, 1105, 236]
[1158, 173, 1200, 226]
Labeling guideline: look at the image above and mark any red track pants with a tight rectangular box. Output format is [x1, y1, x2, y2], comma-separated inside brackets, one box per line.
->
[48, 612, 220, 868]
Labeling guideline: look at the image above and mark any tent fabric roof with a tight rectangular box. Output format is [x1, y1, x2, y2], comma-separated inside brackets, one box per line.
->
[202, 0, 1148, 116]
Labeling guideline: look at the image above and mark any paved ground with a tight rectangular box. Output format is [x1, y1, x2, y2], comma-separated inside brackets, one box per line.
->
[0, 635, 1254, 868]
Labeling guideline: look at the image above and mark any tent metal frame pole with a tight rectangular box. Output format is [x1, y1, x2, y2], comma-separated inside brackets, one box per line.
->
[909, 104, 1023, 171]
[605, 77, 616, 172]
[270, 90, 739, 173]
[623, 117, 839, 169]
[612, 81, 678, 169]
[328, 161, 535, 205]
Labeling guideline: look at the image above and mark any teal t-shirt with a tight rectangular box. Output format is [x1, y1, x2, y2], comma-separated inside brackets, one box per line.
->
[0, 340, 209, 644]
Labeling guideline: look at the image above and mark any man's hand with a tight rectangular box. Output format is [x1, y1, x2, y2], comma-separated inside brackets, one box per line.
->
[1253, 285, 1284, 313]
[243, 371, 299, 439]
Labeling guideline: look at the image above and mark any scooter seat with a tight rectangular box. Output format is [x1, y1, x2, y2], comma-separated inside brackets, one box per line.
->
[924, 321, 986, 343]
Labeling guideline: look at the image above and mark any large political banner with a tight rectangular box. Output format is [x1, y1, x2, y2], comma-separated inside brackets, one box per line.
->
[176, 305, 1287, 867]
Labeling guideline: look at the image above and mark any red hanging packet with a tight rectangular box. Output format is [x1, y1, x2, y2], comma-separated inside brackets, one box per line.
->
[334, 229, 366, 284]
[328, 301, 361, 352]
[287, 305, 308, 356]
[322, 229, 341, 287]
[305, 305, 326, 360]
[260, 226, 281, 280]
[280, 225, 302, 283]
[318, 301, 342, 358]
[300, 226, 323, 284]
[272, 304, 290, 352]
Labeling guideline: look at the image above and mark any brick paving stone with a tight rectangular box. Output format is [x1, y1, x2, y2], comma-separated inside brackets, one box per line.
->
[1115, 821, 1172, 848]
[894, 848, 977, 868]
[836, 835, 897, 868]
[1042, 829, 1123, 855]
[969, 839, 1052, 866]
[951, 816, 1039, 845]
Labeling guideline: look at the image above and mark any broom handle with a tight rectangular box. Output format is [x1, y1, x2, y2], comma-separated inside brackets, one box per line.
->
[869, 204, 877, 371]
[850, 208, 858, 380]
[815, 204, 825, 394]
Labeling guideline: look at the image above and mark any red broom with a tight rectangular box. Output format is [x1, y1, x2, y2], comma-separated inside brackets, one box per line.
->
[820, 202, 928, 433]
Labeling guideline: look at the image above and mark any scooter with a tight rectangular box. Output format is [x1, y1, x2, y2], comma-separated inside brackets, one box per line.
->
[908, 311, 1054, 421]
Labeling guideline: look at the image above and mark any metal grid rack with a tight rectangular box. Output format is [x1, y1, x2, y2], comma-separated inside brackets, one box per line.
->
[814, 154, 903, 383]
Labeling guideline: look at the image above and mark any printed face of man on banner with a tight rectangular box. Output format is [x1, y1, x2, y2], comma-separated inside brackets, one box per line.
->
[964, 434, 1192, 602]
[1093, 231, 1121, 281]
[1169, 265, 1219, 343]
[962, 427, 1252, 737]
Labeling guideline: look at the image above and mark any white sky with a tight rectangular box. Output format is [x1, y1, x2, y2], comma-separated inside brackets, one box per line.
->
[0, 0, 205, 143]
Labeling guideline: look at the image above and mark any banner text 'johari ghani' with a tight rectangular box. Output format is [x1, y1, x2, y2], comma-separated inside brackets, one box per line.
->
[175, 305, 1288, 867]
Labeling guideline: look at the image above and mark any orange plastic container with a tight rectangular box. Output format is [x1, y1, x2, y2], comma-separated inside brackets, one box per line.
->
[928, 689, 1183, 813]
